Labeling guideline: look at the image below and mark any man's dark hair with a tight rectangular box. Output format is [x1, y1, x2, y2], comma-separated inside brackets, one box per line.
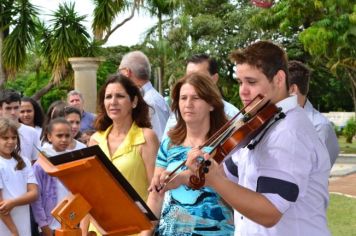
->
[288, 60, 311, 96]
[230, 41, 289, 90]
[186, 53, 218, 75]
[231, 41, 289, 79]
[0, 89, 21, 107]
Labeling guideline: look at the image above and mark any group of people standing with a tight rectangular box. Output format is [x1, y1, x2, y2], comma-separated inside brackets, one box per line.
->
[0, 40, 339, 236]
[0, 87, 96, 236]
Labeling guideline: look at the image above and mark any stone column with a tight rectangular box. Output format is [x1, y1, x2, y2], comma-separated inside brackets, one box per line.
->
[69, 57, 104, 113]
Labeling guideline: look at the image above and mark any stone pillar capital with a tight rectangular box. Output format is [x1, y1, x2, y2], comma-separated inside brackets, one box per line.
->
[69, 57, 105, 71]
[69, 57, 105, 113]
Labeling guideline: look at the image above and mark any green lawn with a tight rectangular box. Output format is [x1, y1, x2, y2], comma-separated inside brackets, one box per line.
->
[338, 136, 356, 154]
[328, 194, 356, 236]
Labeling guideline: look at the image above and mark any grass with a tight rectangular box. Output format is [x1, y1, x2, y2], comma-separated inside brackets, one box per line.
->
[338, 136, 356, 154]
[328, 194, 356, 236]
[328, 137, 356, 235]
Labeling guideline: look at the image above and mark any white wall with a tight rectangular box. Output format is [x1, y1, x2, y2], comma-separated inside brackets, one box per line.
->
[322, 112, 355, 127]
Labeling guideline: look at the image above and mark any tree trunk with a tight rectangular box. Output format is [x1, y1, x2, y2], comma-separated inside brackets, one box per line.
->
[31, 81, 55, 101]
[347, 69, 356, 118]
[158, 12, 165, 94]
[346, 135, 353, 144]
[101, 2, 138, 44]
[0, 31, 5, 88]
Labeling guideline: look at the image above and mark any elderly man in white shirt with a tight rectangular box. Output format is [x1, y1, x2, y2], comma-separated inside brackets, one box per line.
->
[164, 54, 240, 137]
[288, 60, 339, 167]
[118, 51, 169, 141]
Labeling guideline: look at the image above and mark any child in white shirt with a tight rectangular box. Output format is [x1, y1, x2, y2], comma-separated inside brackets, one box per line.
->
[0, 117, 38, 236]
[31, 118, 73, 236]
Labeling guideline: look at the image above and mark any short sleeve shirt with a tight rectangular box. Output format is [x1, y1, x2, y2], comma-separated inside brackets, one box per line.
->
[19, 123, 40, 162]
[0, 157, 37, 235]
[155, 138, 234, 235]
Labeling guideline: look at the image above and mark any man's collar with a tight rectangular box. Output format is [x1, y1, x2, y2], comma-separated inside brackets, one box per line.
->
[276, 95, 299, 113]
[141, 81, 153, 94]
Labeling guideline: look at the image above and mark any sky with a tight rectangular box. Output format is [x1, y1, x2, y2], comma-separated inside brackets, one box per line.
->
[30, 0, 156, 47]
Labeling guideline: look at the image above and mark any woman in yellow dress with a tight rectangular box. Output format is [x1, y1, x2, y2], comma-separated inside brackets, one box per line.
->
[84, 74, 159, 235]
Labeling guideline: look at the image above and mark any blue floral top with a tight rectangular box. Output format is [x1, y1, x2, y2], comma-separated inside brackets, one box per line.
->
[155, 138, 234, 236]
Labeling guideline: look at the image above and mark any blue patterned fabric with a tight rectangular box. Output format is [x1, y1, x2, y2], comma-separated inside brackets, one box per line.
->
[156, 138, 234, 236]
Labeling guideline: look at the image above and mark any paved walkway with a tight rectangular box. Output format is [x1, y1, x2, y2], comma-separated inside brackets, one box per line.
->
[329, 155, 356, 197]
[329, 173, 356, 197]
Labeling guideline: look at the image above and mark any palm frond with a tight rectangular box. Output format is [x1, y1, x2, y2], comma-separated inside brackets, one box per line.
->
[2, 0, 39, 77]
[47, 2, 92, 83]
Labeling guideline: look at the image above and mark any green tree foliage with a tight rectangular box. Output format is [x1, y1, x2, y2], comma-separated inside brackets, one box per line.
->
[43, 2, 92, 83]
[144, 0, 182, 92]
[92, 0, 143, 43]
[95, 45, 132, 89]
[251, 0, 356, 112]
[3, 0, 355, 115]
[143, 0, 262, 108]
[308, 63, 353, 112]
[4, 45, 120, 112]
[0, 0, 39, 83]
[4, 70, 69, 112]
[343, 117, 356, 143]
[4, 2, 98, 106]
[299, 1, 356, 112]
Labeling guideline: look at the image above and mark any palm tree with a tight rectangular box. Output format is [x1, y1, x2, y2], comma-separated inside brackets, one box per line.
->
[92, 0, 144, 44]
[0, 0, 38, 87]
[144, 0, 182, 91]
[32, 2, 93, 100]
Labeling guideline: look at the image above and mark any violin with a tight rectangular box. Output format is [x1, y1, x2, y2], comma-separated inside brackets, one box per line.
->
[158, 94, 283, 191]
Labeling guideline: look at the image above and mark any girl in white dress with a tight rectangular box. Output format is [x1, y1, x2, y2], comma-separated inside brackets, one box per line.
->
[0, 117, 38, 236]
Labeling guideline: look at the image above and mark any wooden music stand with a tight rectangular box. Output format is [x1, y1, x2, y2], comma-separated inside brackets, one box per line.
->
[37, 145, 157, 236]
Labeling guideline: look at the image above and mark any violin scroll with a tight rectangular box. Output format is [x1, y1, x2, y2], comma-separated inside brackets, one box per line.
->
[189, 160, 211, 190]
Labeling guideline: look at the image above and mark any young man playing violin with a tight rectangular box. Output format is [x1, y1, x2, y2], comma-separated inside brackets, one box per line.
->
[186, 41, 331, 236]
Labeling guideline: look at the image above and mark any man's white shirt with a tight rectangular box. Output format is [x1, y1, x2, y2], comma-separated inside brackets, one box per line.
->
[19, 123, 40, 162]
[304, 99, 339, 166]
[227, 96, 331, 236]
[141, 81, 170, 141]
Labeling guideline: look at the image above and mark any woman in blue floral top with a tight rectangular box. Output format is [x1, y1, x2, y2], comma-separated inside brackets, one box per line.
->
[142, 73, 234, 236]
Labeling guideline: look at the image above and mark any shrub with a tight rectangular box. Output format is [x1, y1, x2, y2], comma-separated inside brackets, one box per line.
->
[332, 122, 343, 138]
[343, 117, 356, 143]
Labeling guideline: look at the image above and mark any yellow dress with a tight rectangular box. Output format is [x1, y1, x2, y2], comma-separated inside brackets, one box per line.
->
[89, 122, 149, 235]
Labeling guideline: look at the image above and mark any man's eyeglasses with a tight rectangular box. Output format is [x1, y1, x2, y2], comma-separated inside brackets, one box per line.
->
[117, 67, 130, 76]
